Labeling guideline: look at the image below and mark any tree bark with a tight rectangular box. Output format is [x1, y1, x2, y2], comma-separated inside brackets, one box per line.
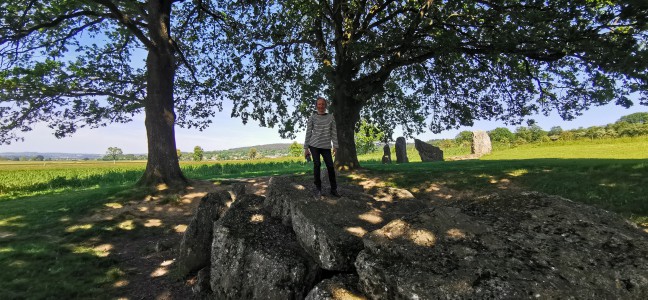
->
[137, 0, 188, 190]
[331, 77, 362, 170]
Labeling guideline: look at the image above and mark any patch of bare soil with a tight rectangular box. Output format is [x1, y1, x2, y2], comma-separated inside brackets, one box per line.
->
[92, 178, 269, 300]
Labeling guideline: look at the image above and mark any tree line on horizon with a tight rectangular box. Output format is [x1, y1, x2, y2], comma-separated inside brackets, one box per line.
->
[2, 111, 647, 162]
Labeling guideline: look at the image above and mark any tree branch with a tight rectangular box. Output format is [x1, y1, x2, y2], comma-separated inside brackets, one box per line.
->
[170, 37, 199, 83]
[1, 10, 108, 44]
[90, 0, 154, 49]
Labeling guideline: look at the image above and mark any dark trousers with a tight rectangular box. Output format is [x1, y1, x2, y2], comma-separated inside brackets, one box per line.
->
[309, 146, 337, 191]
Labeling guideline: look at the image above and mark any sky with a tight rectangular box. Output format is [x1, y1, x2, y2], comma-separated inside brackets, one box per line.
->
[1, 101, 646, 155]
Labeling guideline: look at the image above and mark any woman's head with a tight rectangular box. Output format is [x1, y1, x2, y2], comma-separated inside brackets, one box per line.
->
[316, 97, 327, 114]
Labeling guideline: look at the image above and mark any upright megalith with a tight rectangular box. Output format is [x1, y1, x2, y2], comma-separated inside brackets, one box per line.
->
[381, 144, 391, 164]
[395, 137, 408, 163]
[177, 190, 232, 276]
[414, 139, 443, 161]
[210, 194, 320, 300]
[472, 130, 492, 156]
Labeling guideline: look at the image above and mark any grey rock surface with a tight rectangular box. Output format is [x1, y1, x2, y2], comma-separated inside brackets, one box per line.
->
[356, 192, 648, 299]
[230, 182, 246, 200]
[305, 274, 367, 300]
[192, 267, 211, 294]
[264, 176, 313, 225]
[414, 138, 443, 162]
[177, 190, 232, 276]
[282, 178, 426, 271]
[395, 137, 408, 163]
[381, 144, 391, 164]
[471, 130, 492, 156]
[210, 194, 320, 300]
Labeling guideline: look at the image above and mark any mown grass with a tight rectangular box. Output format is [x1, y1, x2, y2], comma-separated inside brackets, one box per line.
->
[0, 158, 312, 299]
[0, 185, 130, 299]
[0, 159, 311, 200]
[1, 137, 647, 298]
[359, 136, 648, 224]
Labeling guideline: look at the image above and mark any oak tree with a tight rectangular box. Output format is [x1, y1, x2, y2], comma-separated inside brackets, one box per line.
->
[0, 0, 228, 189]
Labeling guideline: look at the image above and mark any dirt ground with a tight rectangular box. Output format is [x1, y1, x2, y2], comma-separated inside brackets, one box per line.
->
[99, 178, 270, 300]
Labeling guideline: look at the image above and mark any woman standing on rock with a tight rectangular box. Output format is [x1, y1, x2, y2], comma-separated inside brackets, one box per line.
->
[304, 97, 340, 198]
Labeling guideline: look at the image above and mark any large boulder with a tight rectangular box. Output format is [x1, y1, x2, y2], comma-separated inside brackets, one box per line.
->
[472, 130, 492, 156]
[285, 181, 426, 271]
[395, 137, 408, 163]
[291, 196, 375, 271]
[414, 138, 443, 162]
[356, 192, 648, 299]
[210, 194, 320, 300]
[176, 190, 232, 276]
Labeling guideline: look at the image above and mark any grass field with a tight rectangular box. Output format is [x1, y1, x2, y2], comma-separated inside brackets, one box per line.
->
[1, 136, 647, 298]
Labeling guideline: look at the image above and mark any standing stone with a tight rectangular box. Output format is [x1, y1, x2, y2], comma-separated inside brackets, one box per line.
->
[381, 144, 391, 164]
[414, 139, 443, 162]
[395, 137, 408, 163]
[471, 130, 492, 156]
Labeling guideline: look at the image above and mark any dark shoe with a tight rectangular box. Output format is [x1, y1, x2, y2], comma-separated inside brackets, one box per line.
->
[330, 190, 341, 198]
[314, 189, 322, 200]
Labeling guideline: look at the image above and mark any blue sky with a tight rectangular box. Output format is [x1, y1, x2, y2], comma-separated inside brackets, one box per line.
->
[1, 101, 646, 154]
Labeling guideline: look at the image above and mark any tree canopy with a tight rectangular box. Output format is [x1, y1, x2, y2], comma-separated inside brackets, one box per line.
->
[618, 112, 648, 124]
[106, 146, 123, 162]
[0, 0, 229, 188]
[214, 0, 648, 169]
[193, 146, 204, 161]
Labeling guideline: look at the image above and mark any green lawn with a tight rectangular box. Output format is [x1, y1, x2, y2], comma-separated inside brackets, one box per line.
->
[1, 137, 647, 298]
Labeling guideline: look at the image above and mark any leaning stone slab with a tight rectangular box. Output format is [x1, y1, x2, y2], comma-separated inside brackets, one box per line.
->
[356, 192, 648, 299]
[414, 138, 443, 162]
[305, 274, 367, 300]
[177, 190, 232, 276]
[210, 194, 320, 300]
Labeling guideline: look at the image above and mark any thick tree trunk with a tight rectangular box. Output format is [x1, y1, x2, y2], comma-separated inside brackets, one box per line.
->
[137, 0, 188, 190]
[331, 80, 362, 170]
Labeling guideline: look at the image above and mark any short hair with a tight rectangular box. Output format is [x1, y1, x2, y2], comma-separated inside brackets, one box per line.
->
[316, 97, 327, 104]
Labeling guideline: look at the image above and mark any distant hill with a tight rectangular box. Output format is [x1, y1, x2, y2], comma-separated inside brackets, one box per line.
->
[222, 143, 293, 152]
[1, 143, 297, 161]
[0, 152, 103, 160]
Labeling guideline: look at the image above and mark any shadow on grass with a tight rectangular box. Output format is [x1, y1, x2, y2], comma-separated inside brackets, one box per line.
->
[361, 158, 648, 222]
[1, 161, 312, 200]
[0, 170, 143, 200]
[0, 183, 193, 299]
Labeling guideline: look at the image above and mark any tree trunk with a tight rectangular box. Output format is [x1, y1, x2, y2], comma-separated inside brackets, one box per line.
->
[137, 0, 188, 190]
[331, 79, 362, 170]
